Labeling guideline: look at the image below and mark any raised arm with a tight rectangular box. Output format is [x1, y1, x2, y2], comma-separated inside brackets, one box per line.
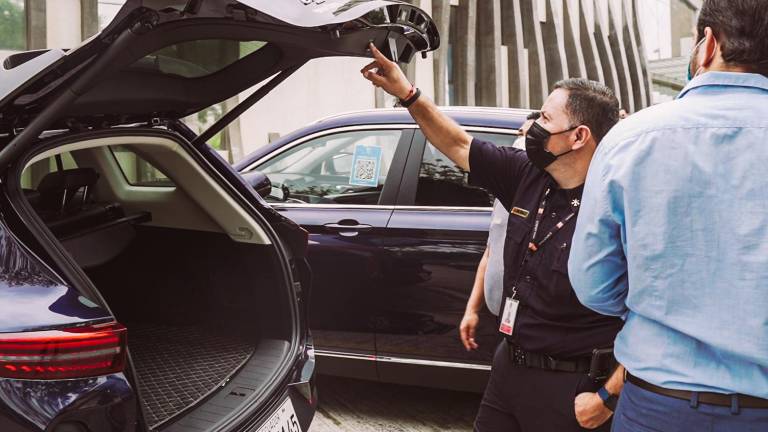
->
[361, 43, 472, 171]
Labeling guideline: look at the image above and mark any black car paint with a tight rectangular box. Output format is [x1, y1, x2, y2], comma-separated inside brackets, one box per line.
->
[238, 108, 530, 392]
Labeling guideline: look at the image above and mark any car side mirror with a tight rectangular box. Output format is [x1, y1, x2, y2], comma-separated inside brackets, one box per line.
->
[242, 171, 272, 199]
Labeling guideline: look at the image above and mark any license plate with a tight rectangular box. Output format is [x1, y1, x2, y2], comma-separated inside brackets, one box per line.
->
[257, 398, 302, 432]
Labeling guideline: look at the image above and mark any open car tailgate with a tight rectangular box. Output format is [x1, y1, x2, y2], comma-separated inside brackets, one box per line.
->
[0, 0, 439, 133]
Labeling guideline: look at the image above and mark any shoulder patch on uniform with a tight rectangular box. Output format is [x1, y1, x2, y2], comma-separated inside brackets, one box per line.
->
[511, 207, 530, 219]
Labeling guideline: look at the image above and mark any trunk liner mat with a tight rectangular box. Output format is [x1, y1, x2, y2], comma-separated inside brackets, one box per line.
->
[128, 324, 255, 429]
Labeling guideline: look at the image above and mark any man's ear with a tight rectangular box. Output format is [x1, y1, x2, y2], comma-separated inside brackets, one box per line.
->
[700, 26, 719, 69]
[571, 125, 592, 151]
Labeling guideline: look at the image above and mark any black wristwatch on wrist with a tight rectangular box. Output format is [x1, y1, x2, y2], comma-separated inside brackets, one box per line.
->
[597, 386, 618, 412]
[398, 87, 421, 108]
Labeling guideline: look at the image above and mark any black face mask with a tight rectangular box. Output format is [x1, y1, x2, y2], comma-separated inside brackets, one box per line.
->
[525, 121, 578, 170]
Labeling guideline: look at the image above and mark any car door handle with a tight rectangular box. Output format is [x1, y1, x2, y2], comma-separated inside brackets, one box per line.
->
[323, 222, 373, 232]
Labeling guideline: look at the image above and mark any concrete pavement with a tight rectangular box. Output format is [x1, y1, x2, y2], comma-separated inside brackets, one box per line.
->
[309, 375, 481, 432]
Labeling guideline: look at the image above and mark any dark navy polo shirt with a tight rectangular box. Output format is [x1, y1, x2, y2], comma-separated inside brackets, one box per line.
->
[469, 138, 623, 358]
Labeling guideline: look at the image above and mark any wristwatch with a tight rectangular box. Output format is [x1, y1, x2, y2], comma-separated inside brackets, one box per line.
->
[597, 386, 618, 412]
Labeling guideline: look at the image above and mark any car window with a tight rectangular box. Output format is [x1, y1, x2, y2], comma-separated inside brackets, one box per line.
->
[415, 131, 520, 208]
[254, 130, 403, 205]
[111, 146, 175, 187]
[134, 40, 268, 79]
[21, 152, 77, 190]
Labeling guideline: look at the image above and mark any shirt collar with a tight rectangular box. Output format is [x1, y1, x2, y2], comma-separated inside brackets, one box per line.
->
[677, 71, 768, 99]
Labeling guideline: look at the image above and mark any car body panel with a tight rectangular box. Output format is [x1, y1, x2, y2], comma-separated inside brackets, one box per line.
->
[0, 219, 112, 332]
[240, 108, 530, 391]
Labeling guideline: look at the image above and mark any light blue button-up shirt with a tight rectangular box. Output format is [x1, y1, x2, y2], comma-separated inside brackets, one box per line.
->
[569, 72, 768, 398]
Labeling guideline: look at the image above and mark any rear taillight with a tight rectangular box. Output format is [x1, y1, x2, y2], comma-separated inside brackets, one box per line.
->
[0, 322, 127, 380]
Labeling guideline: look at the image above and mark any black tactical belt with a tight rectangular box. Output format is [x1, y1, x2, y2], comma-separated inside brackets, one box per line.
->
[505, 340, 592, 374]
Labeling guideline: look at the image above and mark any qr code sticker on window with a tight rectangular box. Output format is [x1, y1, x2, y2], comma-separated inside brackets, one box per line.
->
[354, 159, 376, 182]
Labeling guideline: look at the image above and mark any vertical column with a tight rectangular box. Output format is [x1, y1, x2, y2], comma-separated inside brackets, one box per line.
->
[520, 0, 548, 108]
[607, 0, 634, 112]
[502, 0, 529, 108]
[632, 0, 652, 107]
[578, 0, 604, 83]
[593, 0, 621, 107]
[622, 0, 647, 110]
[45, 0, 82, 49]
[81, 0, 99, 39]
[403, 0, 421, 83]
[540, 0, 567, 86]
[25, 0, 46, 50]
[562, 0, 587, 79]
[475, 0, 503, 107]
[452, 0, 477, 106]
[431, 0, 452, 105]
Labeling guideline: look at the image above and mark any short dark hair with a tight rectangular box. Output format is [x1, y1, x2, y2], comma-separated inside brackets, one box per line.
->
[526, 111, 541, 121]
[552, 78, 619, 144]
[697, 0, 768, 74]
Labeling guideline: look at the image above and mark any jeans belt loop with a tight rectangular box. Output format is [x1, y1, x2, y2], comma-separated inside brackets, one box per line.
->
[690, 392, 699, 409]
[730, 394, 740, 415]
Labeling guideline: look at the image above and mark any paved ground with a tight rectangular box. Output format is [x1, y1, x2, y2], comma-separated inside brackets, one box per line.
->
[309, 375, 482, 432]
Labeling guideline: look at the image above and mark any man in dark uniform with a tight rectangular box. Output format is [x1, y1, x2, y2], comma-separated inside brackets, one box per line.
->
[361, 44, 624, 431]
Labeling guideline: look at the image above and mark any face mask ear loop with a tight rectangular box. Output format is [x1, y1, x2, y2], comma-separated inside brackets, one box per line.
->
[688, 37, 706, 81]
[547, 126, 580, 158]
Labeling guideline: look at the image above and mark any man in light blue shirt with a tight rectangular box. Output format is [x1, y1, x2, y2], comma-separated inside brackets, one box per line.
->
[569, 0, 768, 430]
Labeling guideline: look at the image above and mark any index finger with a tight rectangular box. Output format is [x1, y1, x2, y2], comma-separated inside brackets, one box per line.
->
[369, 42, 389, 64]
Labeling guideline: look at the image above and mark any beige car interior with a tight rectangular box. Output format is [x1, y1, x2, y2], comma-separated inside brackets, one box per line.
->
[24, 135, 270, 247]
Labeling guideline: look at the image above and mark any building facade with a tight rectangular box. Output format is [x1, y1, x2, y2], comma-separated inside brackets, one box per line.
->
[2, 0, 680, 160]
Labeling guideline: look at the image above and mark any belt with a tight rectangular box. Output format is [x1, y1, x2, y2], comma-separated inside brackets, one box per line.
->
[505, 340, 592, 373]
[627, 373, 768, 409]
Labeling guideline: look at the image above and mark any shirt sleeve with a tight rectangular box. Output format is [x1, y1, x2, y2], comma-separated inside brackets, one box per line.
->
[568, 140, 630, 318]
[468, 138, 529, 208]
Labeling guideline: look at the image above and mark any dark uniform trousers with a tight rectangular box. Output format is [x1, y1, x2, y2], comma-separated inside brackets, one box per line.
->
[474, 341, 612, 432]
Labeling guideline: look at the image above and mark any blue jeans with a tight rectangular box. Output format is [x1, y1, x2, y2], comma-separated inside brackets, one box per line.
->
[612, 381, 768, 432]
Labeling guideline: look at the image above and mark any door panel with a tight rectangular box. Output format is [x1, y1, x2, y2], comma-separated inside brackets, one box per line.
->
[377, 130, 521, 371]
[250, 128, 414, 379]
[273, 205, 392, 355]
[376, 209, 497, 363]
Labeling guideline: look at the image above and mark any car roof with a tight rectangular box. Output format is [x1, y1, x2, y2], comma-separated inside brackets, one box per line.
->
[235, 107, 533, 171]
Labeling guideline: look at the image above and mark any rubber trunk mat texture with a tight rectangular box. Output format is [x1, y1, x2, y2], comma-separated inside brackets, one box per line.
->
[128, 324, 255, 429]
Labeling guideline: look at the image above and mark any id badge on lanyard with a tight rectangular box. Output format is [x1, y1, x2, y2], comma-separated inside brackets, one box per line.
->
[499, 297, 520, 335]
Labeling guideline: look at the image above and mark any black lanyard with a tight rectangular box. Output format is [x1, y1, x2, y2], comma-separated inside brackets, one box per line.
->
[506, 186, 579, 303]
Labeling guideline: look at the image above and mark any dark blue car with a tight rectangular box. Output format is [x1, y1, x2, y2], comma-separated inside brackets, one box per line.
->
[235, 107, 530, 392]
[0, 1, 438, 431]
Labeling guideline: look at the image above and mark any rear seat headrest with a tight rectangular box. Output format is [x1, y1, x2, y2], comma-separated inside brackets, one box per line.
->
[38, 168, 99, 193]
[37, 168, 100, 212]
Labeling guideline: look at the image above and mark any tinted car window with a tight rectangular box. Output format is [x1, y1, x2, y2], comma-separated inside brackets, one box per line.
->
[111, 146, 175, 187]
[134, 40, 268, 79]
[255, 130, 402, 205]
[22, 152, 77, 190]
[415, 131, 520, 208]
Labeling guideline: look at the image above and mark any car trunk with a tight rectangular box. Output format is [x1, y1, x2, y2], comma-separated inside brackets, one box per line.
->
[12, 132, 299, 430]
[86, 226, 291, 429]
